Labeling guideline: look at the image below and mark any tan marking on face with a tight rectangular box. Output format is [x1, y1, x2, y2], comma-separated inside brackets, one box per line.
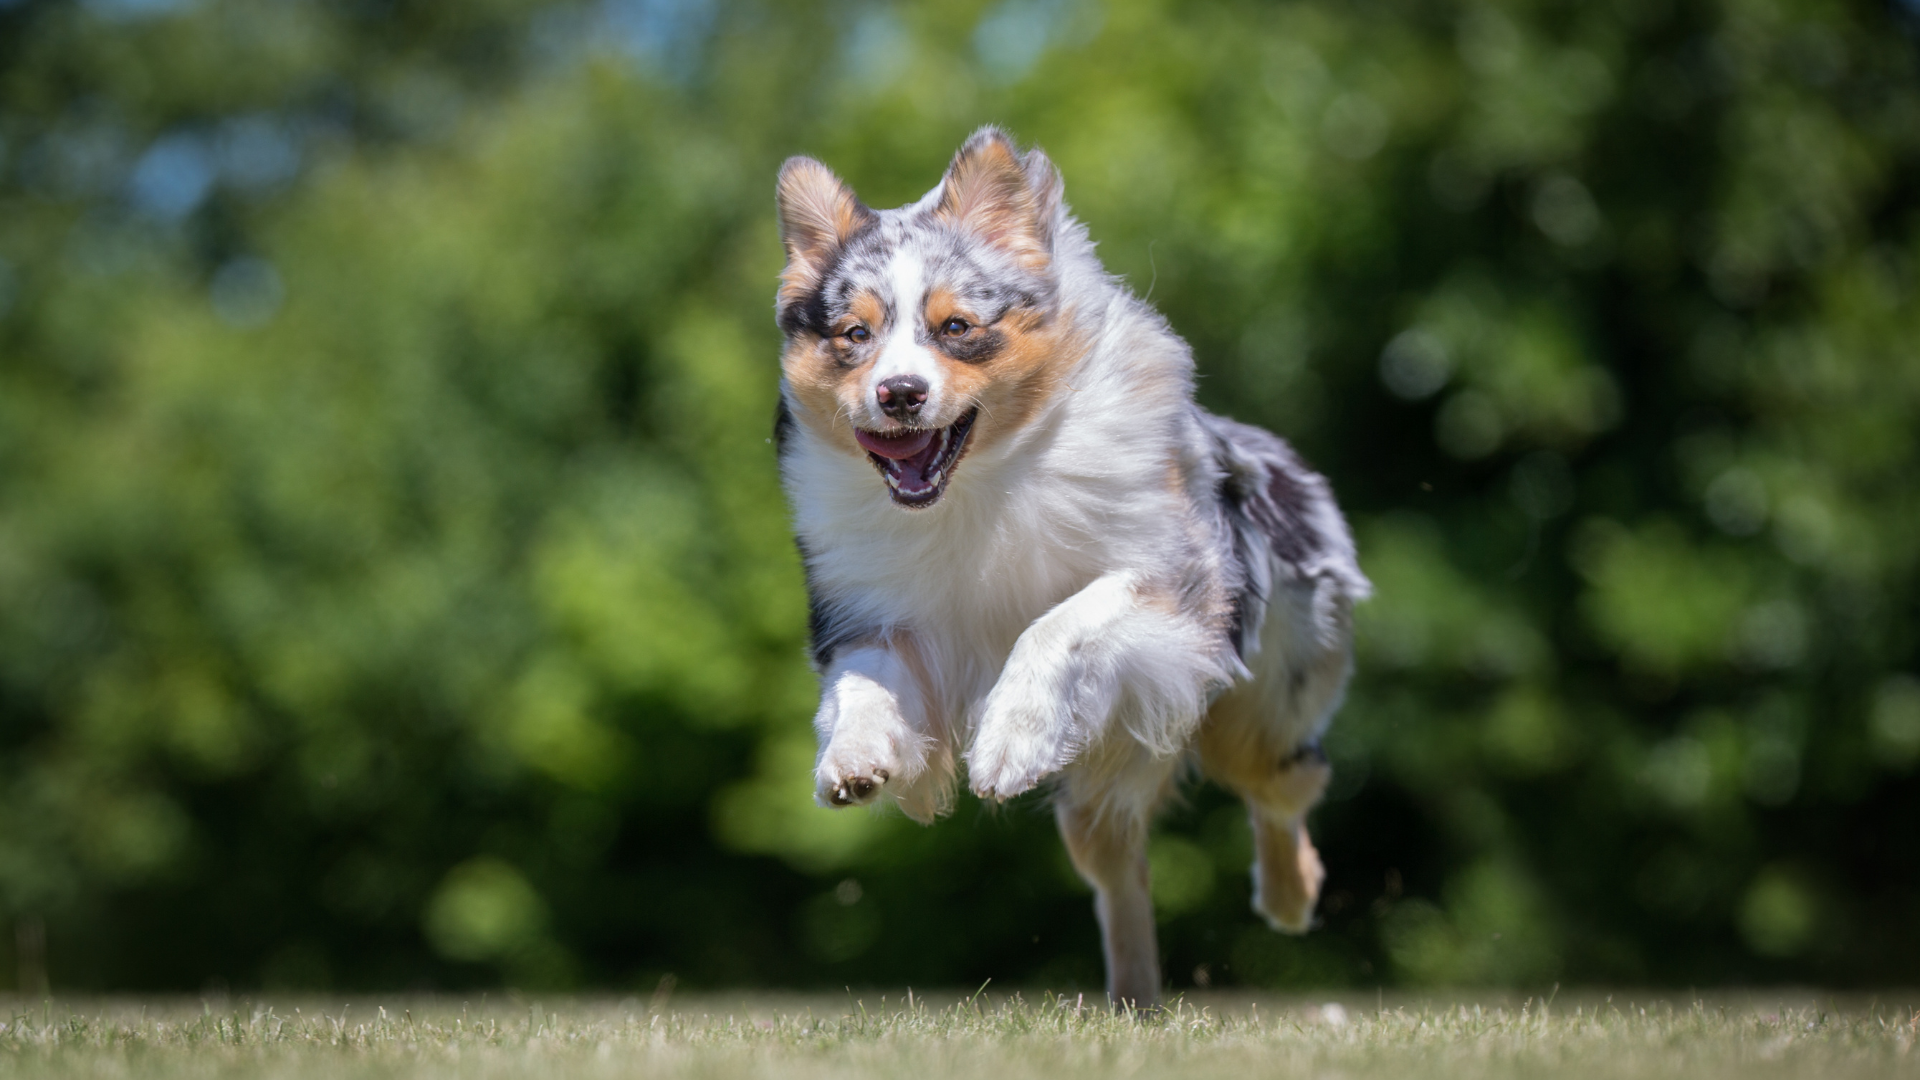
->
[782, 285, 910, 452]
[784, 276, 1090, 470]
[947, 304, 1088, 456]
[847, 291, 887, 336]
[924, 284, 962, 328]
[782, 335, 869, 453]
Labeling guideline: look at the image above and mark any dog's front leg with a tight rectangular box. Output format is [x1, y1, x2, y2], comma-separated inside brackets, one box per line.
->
[968, 572, 1226, 801]
[814, 644, 938, 820]
[1056, 795, 1161, 1009]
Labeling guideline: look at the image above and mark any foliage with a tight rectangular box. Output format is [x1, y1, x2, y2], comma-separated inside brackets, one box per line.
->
[0, 0, 1917, 990]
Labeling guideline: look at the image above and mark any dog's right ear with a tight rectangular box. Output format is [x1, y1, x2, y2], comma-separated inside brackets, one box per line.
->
[776, 157, 872, 315]
[935, 127, 1062, 271]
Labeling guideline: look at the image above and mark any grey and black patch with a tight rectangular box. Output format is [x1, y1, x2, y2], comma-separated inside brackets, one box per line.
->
[777, 220, 894, 338]
[933, 328, 1005, 364]
[912, 231, 1058, 323]
[1200, 410, 1367, 664]
[793, 538, 875, 672]
[777, 206, 1056, 345]
[773, 393, 797, 455]
[802, 555, 871, 671]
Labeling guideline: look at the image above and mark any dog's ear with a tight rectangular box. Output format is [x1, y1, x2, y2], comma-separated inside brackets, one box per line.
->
[777, 156, 873, 312]
[935, 126, 1062, 269]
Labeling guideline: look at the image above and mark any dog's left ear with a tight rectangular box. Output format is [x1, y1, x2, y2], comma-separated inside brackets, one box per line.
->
[777, 156, 874, 314]
[935, 126, 1063, 270]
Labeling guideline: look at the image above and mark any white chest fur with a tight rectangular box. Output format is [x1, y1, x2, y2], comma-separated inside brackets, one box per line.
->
[786, 370, 1198, 724]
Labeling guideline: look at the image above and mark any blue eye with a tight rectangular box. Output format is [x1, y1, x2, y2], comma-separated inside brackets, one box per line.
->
[847, 326, 871, 343]
[942, 317, 970, 336]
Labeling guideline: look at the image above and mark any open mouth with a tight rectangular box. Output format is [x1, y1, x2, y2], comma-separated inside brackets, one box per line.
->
[853, 409, 978, 508]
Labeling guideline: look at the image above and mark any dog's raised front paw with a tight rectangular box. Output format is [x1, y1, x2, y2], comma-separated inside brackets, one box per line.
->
[812, 662, 928, 810]
[815, 730, 908, 809]
[966, 699, 1076, 801]
[820, 766, 890, 807]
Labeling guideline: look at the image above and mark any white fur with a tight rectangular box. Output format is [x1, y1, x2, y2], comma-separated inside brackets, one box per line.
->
[969, 569, 1233, 799]
[813, 645, 943, 822]
[861, 252, 950, 427]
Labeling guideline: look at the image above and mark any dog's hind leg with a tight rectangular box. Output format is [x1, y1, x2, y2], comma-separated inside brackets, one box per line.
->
[1244, 745, 1332, 932]
[1198, 577, 1351, 933]
[1201, 712, 1333, 932]
[1055, 796, 1160, 1010]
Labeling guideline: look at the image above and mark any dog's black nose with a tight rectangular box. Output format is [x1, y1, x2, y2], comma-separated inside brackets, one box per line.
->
[876, 375, 928, 420]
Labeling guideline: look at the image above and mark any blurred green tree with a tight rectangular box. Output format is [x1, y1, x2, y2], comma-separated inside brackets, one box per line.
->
[0, 0, 1915, 991]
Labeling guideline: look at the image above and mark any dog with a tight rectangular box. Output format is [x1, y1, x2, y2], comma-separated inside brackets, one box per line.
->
[771, 127, 1369, 1008]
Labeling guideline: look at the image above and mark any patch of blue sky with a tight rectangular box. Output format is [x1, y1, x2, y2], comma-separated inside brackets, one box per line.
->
[215, 115, 302, 191]
[81, 0, 192, 21]
[601, 0, 717, 81]
[128, 132, 214, 220]
[972, 0, 1100, 84]
[842, 7, 911, 92]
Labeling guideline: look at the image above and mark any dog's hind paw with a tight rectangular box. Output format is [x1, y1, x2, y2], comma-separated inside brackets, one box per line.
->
[1250, 815, 1325, 934]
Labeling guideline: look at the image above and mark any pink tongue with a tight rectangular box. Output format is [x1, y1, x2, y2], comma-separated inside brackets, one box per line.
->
[856, 428, 934, 460]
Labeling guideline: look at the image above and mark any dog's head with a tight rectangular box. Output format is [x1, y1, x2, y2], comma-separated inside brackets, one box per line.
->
[774, 127, 1078, 509]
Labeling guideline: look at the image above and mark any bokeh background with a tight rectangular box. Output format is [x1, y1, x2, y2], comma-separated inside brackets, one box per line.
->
[2, 0, 1918, 994]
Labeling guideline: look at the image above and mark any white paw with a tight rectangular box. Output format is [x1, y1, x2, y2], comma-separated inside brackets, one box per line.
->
[813, 662, 925, 810]
[967, 694, 1076, 801]
[815, 729, 905, 808]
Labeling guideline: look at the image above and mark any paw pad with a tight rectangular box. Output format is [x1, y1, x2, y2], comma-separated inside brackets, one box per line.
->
[828, 768, 890, 806]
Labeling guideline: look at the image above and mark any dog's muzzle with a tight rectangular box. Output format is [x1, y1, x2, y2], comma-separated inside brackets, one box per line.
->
[854, 408, 979, 508]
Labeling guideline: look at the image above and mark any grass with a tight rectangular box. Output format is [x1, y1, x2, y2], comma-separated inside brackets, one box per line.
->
[1, 990, 1916, 1079]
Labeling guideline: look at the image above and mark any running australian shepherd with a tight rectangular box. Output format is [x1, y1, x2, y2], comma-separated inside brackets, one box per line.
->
[772, 127, 1370, 1008]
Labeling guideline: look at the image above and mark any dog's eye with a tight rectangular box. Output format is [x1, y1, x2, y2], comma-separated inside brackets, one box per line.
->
[846, 326, 871, 344]
[942, 317, 970, 337]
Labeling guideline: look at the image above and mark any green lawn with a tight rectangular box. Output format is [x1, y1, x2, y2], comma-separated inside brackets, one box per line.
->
[2, 991, 1915, 1079]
